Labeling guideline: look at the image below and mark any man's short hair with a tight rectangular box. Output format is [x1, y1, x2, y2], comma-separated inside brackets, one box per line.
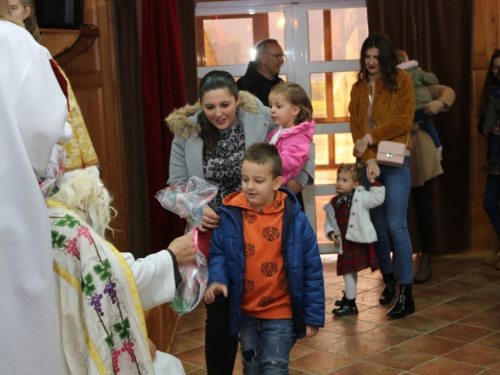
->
[255, 39, 281, 62]
[243, 143, 282, 179]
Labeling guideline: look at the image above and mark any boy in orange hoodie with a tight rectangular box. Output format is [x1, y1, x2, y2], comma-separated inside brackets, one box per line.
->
[204, 142, 325, 374]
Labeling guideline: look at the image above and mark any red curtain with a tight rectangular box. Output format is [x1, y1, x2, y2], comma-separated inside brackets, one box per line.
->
[366, 0, 474, 252]
[141, 0, 186, 252]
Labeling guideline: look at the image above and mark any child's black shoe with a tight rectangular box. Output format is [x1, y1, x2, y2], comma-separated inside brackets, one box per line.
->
[333, 298, 358, 316]
[334, 291, 346, 306]
[482, 161, 500, 175]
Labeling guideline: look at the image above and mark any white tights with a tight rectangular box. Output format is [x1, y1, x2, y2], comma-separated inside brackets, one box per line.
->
[343, 272, 358, 300]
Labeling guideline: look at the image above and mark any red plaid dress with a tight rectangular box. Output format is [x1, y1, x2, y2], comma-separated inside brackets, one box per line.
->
[331, 196, 378, 275]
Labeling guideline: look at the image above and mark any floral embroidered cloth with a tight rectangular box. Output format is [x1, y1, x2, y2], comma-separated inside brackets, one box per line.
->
[47, 200, 153, 374]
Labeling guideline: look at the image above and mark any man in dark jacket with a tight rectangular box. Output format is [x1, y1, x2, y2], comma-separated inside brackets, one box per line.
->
[237, 39, 285, 106]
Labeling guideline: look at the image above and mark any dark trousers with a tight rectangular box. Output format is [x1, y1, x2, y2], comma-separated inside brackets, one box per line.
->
[412, 179, 435, 254]
[483, 174, 500, 241]
[487, 134, 500, 162]
[205, 298, 238, 375]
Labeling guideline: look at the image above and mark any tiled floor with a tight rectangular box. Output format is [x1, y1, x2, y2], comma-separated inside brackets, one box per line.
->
[171, 255, 500, 374]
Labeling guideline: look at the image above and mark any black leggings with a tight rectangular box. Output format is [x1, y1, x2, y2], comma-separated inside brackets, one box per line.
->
[205, 298, 238, 375]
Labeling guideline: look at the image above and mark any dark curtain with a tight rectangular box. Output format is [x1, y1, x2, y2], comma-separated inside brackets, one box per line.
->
[366, 0, 474, 253]
[177, 0, 198, 104]
[141, 0, 187, 252]
[113, 0, 151, 258]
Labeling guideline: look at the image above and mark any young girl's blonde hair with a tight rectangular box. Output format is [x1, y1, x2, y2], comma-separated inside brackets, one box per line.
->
[396, 50, 409, 64]
[337, 163, 364, 183]
[270, 82, 313, 125]
[19, 0, 41, 41]
[51, 167, 116, 238]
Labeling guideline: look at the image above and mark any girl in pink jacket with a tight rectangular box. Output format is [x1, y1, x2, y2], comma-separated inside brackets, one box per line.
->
[267, 82, 315, 185]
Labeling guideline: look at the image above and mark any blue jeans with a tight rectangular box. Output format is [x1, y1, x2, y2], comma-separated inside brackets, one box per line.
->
[238, 314, 295, 375]
[368, 156, 413, 285]
[487, 134, 500, 163]
[483, 174, 500, 241]
[414, 109, 441, 148]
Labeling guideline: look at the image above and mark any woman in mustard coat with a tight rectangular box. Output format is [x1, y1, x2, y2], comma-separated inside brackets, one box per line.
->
[349, 33, 416, 319]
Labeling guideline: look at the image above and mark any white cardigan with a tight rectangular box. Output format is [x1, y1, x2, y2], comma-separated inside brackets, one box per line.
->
[323, 185, 385, 254]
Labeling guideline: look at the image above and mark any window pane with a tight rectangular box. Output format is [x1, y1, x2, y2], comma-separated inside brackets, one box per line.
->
[202, 19, 254, 66]
[311, 73, 327, 118]
[334, 134, 356, 164]
[315, 195, 333, 245]
[313, 133, 356, 169]
[308, 8, 368, 62]
[268, 12, 286, 47]
[308, 10, 325, 61]
[314, 134, 355, 184]
[314, 134, 329, 165]
[311, 71, 358, 122]
[196, 12, 285, 67]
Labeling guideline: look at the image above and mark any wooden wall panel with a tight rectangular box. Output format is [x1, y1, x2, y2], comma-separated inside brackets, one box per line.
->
[144, 304, 180, 353]
[64, 0, 128, 251]
[471, 0, 500, 252]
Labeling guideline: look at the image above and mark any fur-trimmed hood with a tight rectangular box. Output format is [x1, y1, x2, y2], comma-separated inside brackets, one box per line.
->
[165, 90, 260, 140]
[396, 60, 419, 71]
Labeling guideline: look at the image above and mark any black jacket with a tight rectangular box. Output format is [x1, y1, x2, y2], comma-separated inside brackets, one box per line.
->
[237, 61, 283, 106]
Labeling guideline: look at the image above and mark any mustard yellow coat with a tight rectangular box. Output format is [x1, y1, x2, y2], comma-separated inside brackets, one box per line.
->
[349, 69, 416, 163]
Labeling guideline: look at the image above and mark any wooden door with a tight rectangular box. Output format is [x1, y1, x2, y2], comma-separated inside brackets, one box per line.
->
[42, 0, 129, 251]
[471, 0, 500, 253]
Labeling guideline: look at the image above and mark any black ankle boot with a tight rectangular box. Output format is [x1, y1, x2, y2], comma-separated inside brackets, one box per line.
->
[386, 285, 415, 318]
[334, 291, 346, 307]
[333, 298, 358, 317]
[379, 272, 396, 305]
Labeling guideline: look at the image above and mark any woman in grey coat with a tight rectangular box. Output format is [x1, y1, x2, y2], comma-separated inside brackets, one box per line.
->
[165, 70, 314, 375]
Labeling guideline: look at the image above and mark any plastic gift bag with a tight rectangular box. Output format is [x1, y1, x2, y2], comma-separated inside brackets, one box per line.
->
[39, 144, 67, 200]
[155, 176, 218, 314]
[168, 229, 209, 314]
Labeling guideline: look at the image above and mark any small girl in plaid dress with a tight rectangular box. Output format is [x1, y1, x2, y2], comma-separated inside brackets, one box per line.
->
[323, 163, 385, 316]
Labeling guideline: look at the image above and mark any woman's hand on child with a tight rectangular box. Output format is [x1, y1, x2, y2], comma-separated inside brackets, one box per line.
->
[423, 100, 446, 116]
[305, 325, 319, 338]
[354, 136, 369, 157]
[204, 283, 228, 304]
[199, 207, 220, 232]
[366, 160, 380, 180]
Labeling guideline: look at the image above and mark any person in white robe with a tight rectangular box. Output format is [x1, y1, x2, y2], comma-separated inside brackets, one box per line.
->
[48, 167, 194, 374]
[0, 13, 70, 375]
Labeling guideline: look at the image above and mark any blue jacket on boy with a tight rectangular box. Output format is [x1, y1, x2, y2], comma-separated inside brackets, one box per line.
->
[208, 188, 325, 338]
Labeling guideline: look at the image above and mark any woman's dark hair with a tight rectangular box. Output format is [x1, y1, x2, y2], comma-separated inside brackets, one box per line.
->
[356, 33, 399, 91]
[197, 70, 239, 156]
[479, 49, 500, 116]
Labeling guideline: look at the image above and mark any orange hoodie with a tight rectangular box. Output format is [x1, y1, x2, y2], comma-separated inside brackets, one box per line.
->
[223, 190, 292, 319]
